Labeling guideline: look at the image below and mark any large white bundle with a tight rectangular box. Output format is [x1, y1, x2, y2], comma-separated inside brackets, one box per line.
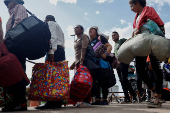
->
[117, 31, 170, 64]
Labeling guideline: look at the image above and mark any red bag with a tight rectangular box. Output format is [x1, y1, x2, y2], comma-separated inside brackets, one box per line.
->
[0, 42, 29, 87]
[70, 65, 93, 101]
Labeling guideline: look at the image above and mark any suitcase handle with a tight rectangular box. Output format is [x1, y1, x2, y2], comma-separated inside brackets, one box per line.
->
[0, 42, 9, 57]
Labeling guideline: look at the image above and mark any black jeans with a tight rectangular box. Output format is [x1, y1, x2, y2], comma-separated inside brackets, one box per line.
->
[119, 63, 137, 99]
[116, 67, 129, 99]
[54, 46, 66, 62]
[135, 55, 163, 94]
[95, 83, 108, 100]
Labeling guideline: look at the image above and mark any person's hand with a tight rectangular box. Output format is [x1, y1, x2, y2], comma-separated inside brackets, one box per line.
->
[47, 54, 54, 62]
[132, 29, 140, 37]
[134, 29, 140, 35]
[69, 65, 75, 70]
[102, 53, 107, 59]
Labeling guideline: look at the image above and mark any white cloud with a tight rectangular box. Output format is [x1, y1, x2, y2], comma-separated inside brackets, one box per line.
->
[165, 22, 170, 39]
[49, 0, 77, 6]
[96, 11, 100, 15]
[146, 0, 170, 10]
[84, 12, 88, 15]
[67, 25, 75, 37]
[95, 0, 113, 4]
[120, 19, 126, 25]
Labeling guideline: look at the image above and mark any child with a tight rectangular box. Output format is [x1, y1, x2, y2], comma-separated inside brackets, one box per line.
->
[128, 65, 142, 103]
[129, 0, 164, 108]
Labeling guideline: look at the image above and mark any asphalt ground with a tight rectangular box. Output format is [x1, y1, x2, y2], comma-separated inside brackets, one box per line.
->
[1, 101, 170, 113]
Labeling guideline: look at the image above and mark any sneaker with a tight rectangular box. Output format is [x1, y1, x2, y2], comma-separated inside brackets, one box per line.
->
[147, 98, 162, 108]
[145, 97, 151, 102]
[91, 100, 101, 105]
[2, 102, 27, 112]
[77, 102, 91, 107]
[139, 98, 143, 103]
[120, 99, 131, 104]
[99, 100, 109, 105]
[132, 98, 138, 104]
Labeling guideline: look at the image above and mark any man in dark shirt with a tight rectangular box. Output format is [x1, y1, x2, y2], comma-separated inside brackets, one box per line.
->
[112, 31, 137, 103]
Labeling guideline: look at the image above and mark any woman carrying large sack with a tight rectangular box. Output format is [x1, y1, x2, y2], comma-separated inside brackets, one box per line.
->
[119, 0, 166, 108]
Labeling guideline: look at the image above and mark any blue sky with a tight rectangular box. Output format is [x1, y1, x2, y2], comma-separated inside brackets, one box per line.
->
[0, 0, 170, 92]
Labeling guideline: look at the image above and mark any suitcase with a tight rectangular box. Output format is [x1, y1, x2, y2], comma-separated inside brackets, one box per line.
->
[0, 42, 29, 87]
[70, 65, 93, 101]
[28, 61, 69, 101]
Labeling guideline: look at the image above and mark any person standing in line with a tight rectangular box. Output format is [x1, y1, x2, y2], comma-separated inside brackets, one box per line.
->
[35, 15, 65, 109]
[129, 0, 165, 108]
[89, 26, 112, 105]
[69, 25, 92, 107]
[2, 0, 29, 112]
[112, 31, 137, 103]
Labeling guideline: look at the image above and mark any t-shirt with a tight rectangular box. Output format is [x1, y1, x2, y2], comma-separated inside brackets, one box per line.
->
[127, 65, 136, 80]
[90, 35, 108, 47]
[114, 38, 127, 58]
[136, 14, 141, 24]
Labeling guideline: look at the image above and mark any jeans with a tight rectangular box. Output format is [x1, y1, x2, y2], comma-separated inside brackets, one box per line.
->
[135, 54, 163, 94]
[116, 67, 129, 99]
[54, 46, 66, 62]
[119, 63, 137, 99]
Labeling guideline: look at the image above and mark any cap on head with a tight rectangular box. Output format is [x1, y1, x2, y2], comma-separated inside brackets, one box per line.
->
[45, 15, 56, 22]
[4, 0, 24, 6]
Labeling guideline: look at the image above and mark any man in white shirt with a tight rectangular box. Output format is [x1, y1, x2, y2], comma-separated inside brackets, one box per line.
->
[35, 15, 65, 109]
[46, 15, 65, 63]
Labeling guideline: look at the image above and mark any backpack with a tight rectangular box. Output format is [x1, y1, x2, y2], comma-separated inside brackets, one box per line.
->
[5, 10, 51, 60]
[163, 64, 170, 82]
[0, 42, 30, 87]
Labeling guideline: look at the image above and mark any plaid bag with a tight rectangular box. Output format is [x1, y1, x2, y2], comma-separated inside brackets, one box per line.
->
[0, 86, 13, 107]
[93, 41, 107, 58]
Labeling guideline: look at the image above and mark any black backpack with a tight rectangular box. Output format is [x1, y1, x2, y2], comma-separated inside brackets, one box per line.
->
[5, 10, 51, 60]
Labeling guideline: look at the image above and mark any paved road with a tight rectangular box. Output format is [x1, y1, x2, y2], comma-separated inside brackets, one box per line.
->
[1, 102, 170, 113]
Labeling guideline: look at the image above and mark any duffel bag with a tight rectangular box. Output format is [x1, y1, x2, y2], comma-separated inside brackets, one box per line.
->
[28, 61, 69, 101]
[0, 42, 30, 87]
[70, 65, 93, 101]
[5, 10, 51, 60]
[117, 31, 170, 64]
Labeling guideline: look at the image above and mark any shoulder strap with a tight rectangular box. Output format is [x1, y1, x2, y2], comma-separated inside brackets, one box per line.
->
[26, 9, 34, 16]
[81, 34, 91, 44]
[11, 14, 15, 29]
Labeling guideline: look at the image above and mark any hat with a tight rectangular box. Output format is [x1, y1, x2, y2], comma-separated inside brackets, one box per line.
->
[90, 26, 109, 40]
[4, 0, 24, 6]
